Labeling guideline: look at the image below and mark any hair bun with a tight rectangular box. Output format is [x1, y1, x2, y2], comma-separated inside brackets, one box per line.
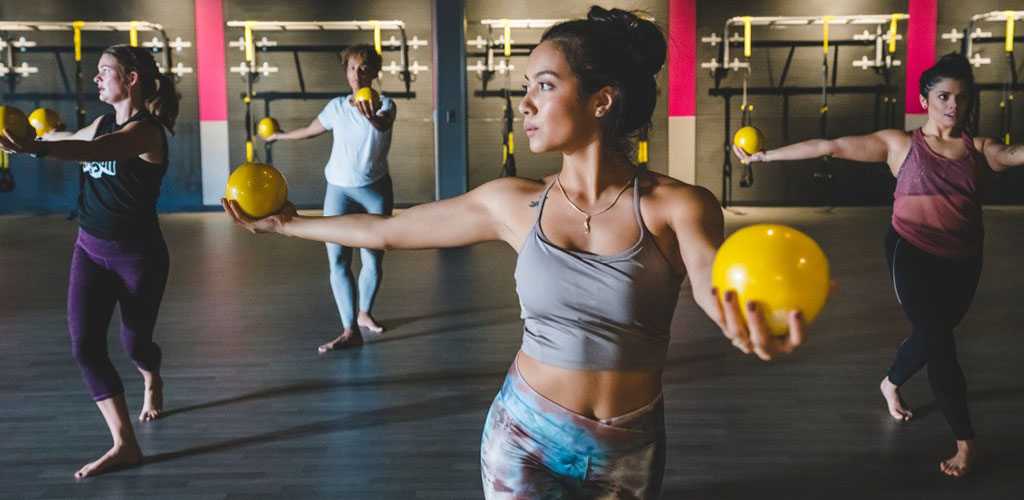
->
[586, 6, 665, 76]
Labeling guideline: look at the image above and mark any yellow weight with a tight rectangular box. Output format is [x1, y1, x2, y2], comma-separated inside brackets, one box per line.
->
[354, 87, 381, 112]
[224, 162, 289, 218]
[29, 108, 63, 137]
[0, 106, 34, 142]
[712, 224, 829, 335]
[257, 117, 279, 139]
[733, 126, 765, 155]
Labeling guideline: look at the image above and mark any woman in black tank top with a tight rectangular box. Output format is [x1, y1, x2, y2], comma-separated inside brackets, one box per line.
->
[0, 45, 179, 479]
[222, 8, 808, 498]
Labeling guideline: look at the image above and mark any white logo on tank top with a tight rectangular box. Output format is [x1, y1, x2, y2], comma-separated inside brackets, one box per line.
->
[82, 161, 117, 178]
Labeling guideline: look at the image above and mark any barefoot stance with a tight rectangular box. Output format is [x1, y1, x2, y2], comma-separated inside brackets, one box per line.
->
[139, 375, 163, 422]
[75, 444, 142, 479]
[940, 441, 975, 477]
[357, 311, 384, 333]
[880, 377, 913, 421]
[318, 329, 364, 352]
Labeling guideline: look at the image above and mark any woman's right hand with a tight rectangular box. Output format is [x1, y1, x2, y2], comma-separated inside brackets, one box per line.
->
[732, 144, 768, 164]
[222, 199, 297, 234]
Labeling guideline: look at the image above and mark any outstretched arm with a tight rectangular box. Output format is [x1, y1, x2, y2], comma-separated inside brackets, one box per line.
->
[978, 138, 1024, 172]
[265, 118, 328, 143]
[39, 116, 102, 142]
[669, 185, 805, 360]
[734, 129, 908, 175]
[224, 177, 524, 251]
[1, 119, 162, 163]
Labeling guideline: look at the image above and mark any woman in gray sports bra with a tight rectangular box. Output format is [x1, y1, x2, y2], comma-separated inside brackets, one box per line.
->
[224, 7, 807, 499]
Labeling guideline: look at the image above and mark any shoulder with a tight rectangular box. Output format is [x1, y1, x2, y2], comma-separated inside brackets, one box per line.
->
[874, 128, 913, 147]
[472, 175, 547, 204]
[971, 135, 997, 152]
[641, 171, 720, 214]
[325, 96, 347, 110]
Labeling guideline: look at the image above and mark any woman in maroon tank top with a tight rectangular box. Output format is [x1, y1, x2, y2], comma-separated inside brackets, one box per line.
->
[735, 53, 1024, 477]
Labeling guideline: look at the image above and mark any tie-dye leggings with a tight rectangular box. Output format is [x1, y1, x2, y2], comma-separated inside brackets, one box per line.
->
[480, 358, 665, 499]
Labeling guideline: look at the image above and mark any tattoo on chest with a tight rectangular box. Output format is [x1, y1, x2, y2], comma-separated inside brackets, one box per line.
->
[529, 195, 547, 208]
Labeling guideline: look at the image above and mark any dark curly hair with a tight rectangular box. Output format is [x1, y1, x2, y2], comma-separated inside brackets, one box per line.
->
[541, 6, 666, 161]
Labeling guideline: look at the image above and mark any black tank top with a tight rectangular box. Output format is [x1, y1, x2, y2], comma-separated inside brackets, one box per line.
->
[78, 111, 168, 240]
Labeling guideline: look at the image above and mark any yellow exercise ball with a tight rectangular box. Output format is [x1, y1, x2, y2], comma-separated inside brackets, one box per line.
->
[733, 126, 765, 155]
[0, 106, 34, 142]
[257, 117, 279, 139]
[29, 108, 63, 137]
[354, 87, 381, 111]
[712, 224, 829, 335]
[224, 162, 289, 218]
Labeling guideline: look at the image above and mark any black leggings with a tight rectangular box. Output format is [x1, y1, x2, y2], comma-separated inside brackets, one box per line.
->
[884, 226, 982, 440]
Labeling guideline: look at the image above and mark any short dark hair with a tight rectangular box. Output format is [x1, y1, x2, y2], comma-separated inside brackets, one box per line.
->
[341, 43, 383, 72]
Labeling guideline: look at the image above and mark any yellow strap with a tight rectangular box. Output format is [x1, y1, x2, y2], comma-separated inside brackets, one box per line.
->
[889, 14, 898, 53]
[508, 131, 514, 155]
[823, 16, 834, 55]
[821, 106, 829, 114]
[372, 20, 382, 55]
[502, 145, 507, 163]
[130, 21, 139, 47]
[246, 141, 253, 162]
[1007, 11, 1016, 53]
[73, 21, 85, 62]
[742, 17, 752, 58]
[504, 20, 512, 57]
[244, 22, 256, 63]
[2, 150, 8, 169]
[1005, 133, 1011, 145]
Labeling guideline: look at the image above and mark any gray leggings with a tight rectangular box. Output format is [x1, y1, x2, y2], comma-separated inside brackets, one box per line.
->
[323, 175, 393, 327]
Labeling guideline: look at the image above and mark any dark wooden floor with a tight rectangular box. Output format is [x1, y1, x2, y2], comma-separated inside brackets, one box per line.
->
[1, 207, 1022, 499]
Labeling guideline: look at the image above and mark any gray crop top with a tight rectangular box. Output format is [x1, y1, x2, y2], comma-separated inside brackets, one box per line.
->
[514, 177, 684, 371]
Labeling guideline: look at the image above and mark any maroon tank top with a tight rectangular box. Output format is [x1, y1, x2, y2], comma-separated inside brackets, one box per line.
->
[892, 128, 988, 260]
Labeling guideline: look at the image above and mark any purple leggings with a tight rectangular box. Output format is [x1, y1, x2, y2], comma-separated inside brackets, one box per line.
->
[68, 228, 168, 401]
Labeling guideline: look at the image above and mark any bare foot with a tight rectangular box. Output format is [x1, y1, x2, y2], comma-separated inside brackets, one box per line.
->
[139, 373, 163, 422]
[74, 444, 142, 478]
[318, 329, 364, 353]
[357, 311, 384, 333]
[880, 377, 913, 421]
[940, 440, 975, 477]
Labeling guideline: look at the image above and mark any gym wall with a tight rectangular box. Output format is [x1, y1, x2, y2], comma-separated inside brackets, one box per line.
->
[463, 0, 670, 190]
[0, 0, 201, 214]
[938, 0, 1024, 203]
[221, 0, 436, 207]
[696, 0, 1023, 206]
[696, 0, 906, 206]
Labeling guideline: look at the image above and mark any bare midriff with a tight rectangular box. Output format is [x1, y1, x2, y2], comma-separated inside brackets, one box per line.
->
[516, 350, 663, 421]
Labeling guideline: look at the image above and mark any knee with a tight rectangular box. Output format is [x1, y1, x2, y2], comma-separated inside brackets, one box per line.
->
[70, 339, 105, 368]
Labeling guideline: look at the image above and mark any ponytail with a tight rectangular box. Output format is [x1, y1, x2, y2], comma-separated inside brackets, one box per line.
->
[146, 72, 180, 134]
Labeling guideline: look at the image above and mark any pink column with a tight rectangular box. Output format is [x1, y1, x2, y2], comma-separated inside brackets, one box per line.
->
[194, 0, 231, 205]
[668, 0, 697, 184]
[906, 0, 937, 117]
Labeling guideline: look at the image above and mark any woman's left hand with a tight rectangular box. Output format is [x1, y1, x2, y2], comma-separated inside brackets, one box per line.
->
[0, 130, 42, 155]
[222, 199, 297, 234]
[710, 287, 805, 361]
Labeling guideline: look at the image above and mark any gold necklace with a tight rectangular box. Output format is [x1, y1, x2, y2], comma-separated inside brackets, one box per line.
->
[554, 174, 632, 233]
